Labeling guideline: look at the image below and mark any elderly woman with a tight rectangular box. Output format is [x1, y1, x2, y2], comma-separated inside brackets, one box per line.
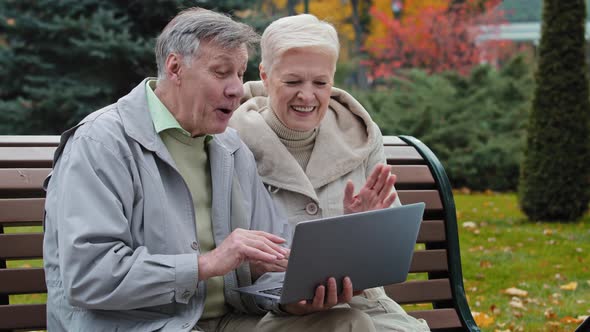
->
[229, 14, 430, 332]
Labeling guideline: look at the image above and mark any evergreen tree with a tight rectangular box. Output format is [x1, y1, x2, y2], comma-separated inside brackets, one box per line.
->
[0, 0, 262, 134]
[518, 0, 590, 220]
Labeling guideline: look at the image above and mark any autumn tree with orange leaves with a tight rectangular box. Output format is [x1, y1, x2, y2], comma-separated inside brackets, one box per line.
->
[365, 0, 513, 80]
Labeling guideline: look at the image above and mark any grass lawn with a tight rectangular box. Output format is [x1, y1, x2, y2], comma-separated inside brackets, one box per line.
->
[6, 193, 590, 331]
[455, 192, 590, 332]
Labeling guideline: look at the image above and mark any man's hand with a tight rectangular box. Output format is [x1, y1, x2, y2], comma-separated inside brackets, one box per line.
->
[198, 228, 287, 281]
[343, 163, 397, 215]
[250, 248, 290, 281]
[281, 277, 362, 315]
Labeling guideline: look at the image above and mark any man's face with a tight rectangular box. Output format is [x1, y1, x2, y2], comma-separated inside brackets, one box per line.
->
[262, 48, 335, 132]
[176, 41, 248, 136]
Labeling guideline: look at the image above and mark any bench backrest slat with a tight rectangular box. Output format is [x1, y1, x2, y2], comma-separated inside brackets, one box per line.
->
[0, 199, 45, 224]
[0, 233, 44, 259]
[0, 147, 56, 168]
[0, 304, 47, 330]
[387, 278, 453, 304]
[0, 268, 46, 294]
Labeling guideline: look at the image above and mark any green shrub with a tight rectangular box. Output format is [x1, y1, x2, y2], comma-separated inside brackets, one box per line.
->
[0, 0, 265, 135]
[518, 0, 590, 221]
[354, 56, 534, 191]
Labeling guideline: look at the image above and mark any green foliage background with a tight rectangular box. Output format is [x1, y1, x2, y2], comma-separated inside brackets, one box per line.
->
[354, 56, 534, 191]
[518, 0, 590, 221]
[0, 0, 269, 134]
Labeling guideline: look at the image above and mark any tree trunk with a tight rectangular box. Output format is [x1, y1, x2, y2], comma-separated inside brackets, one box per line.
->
[350, 0, 369, 89]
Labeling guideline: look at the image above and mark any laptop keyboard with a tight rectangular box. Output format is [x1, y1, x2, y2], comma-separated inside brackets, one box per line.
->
[260, 287, 282, 297]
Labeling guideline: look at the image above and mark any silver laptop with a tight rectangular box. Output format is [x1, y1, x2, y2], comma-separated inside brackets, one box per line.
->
[234, 202, 425, 304]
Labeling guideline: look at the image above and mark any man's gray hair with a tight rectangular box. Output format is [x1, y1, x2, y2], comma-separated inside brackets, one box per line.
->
[261, 14, 339, 75]
[155, 8, 259, 79]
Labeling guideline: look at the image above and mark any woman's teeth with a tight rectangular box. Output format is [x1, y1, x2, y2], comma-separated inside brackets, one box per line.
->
[292, 106, 314, 112]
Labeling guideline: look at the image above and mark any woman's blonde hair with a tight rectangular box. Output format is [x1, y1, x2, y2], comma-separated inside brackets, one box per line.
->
[260, 14, 339, 75]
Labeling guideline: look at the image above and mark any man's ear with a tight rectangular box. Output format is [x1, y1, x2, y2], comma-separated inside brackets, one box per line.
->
[259, 63, 269, 89]
[165, 53, 182, 85]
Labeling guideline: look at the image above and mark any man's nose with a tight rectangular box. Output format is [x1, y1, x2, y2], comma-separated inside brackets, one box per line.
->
[225, 77, 244, 99]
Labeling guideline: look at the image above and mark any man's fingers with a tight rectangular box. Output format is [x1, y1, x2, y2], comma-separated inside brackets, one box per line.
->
[250, 230, 286, 244]
[244, 235, 288, 258]
[242, 245, 283, 263]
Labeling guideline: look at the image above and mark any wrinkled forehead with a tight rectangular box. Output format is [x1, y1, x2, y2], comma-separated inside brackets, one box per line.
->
[195, 40, 249, 65]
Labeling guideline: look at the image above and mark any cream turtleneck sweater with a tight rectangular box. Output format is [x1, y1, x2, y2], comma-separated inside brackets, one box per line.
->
[262, 109, 317, 171]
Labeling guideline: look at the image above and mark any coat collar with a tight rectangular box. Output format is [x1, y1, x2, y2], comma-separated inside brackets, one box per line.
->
[230, 81, 378, 199]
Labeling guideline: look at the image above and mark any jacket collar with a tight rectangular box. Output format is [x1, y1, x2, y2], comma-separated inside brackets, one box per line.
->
[117, 79, 240, 157]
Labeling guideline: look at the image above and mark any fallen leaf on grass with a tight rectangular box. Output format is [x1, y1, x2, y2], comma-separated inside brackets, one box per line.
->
[503, 287, 528, 297]
[509, 297, 526, 310]
[480, 260, 493, 268]
[544, 308, 557, 319]
[472, 311, 494, 327]
[560, 316, 583, 324]
[463, 221, 477, 229]
[559, 282, 578, 291]
[543, 229, 553, 236]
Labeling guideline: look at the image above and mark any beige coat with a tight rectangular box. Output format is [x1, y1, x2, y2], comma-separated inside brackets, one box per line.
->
[229, 81, 400, 228]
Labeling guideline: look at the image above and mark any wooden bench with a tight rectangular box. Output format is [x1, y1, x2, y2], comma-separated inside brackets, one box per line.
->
[0, 135, 480, 331]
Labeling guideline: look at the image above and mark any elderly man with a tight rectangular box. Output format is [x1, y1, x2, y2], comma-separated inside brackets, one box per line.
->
[43, 8, 376, 332]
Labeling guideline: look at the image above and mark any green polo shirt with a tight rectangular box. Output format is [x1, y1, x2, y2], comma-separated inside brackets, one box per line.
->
[145, 80, 228, 319]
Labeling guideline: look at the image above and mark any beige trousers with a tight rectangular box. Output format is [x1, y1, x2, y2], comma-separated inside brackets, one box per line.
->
[194, 307, 374, 332]
[194, 287, 430, 332]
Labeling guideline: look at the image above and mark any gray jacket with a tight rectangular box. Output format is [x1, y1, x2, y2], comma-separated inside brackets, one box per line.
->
[43, 79, 289, 331]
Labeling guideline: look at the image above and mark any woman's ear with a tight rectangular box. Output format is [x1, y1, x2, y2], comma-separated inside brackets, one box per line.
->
[259, 63, 269, 89]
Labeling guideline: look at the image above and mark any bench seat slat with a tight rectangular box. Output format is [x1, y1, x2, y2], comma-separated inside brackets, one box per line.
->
[409, 249, 447, 273]
[385, 279, 452, 304]
[0, 147, 56, 168]
[417, 220, 445, 243]
[0, 304, 47, 329]
[0, 198, 45, 224]
[407, 308, 462, 330]
[0, 268, 46, 294]
[0, 233, 44, 259]
[0, 169, 51, 191]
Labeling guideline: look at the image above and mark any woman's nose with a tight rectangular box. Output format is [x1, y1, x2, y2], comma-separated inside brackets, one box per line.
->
[296, 84, 315, 101]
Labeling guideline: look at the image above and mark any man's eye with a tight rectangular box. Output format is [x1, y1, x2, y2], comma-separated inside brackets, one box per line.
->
[314, 81, 327, 86]
[285, 81, 300, 85]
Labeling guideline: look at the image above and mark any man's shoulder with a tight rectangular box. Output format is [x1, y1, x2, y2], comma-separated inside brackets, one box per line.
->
[212, 127, 243, 151]
[62, 104, 136, 159]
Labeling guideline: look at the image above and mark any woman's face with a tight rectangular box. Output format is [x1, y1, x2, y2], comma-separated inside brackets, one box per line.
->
[261, 48, 335, 132]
